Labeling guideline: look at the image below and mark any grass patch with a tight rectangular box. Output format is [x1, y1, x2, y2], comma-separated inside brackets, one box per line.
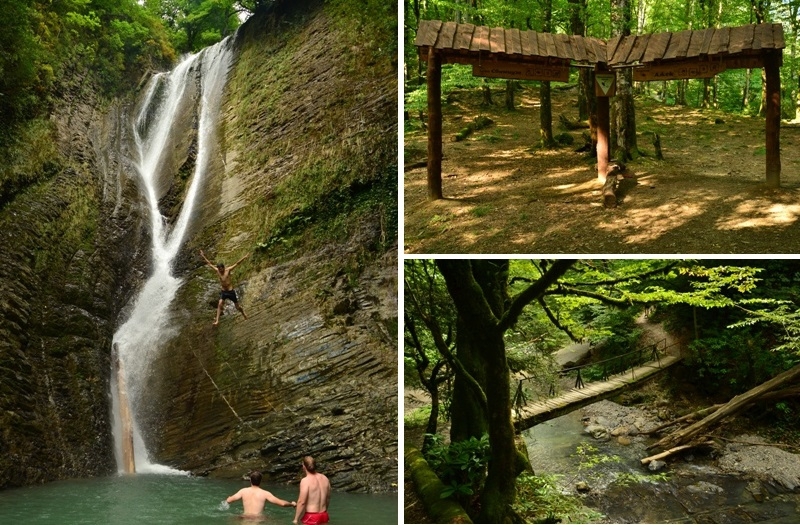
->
[404, 405, 434, 428]
[514, 472, 604, 523]
[471, 205, 493, 218]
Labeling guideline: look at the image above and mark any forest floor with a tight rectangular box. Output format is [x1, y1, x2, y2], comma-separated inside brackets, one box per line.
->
[404, 85, 800, 254]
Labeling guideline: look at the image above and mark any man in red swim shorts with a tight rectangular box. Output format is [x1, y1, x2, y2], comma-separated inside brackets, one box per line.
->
[293, 456, 331, 525]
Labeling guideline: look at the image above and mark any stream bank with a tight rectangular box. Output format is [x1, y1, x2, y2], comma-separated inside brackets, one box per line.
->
[525, 398, 800, 523]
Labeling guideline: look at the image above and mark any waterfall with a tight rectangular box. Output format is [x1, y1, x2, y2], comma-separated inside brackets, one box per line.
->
[110, 38, 233, 474]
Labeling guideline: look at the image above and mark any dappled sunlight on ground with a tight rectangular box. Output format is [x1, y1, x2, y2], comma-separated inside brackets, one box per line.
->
[717, 200, 800, 230]
[404, 86, 800, 254]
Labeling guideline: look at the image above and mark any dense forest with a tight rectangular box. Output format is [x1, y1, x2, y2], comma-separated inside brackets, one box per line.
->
[405, 259, 800, 523]
[404, 0, 800, 153]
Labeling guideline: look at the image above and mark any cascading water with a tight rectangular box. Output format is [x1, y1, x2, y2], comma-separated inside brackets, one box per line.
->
[110, 38, 233, 474]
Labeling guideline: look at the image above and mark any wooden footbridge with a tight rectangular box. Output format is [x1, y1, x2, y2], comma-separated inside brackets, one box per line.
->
[513, 341, 684, 433]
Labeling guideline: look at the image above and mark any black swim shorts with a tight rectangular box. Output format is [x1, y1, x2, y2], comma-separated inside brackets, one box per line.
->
[220, 289, 238, 303]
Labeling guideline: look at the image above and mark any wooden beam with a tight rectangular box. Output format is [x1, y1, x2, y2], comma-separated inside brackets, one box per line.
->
[473, 61, 570, 82]
[426, 48, 443, 200]
[765, 49, 781, 188]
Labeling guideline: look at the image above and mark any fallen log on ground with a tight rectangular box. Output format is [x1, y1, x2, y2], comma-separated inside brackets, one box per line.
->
[645, 386, 800, 437]
[405, 444, 473, 524]
[641, 440, 715, 465]
[643, 404, 724, 436]
[649, 364, 800, 452]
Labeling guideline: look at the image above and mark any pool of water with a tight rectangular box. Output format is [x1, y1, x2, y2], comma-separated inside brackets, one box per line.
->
[0, 474, 397, 524]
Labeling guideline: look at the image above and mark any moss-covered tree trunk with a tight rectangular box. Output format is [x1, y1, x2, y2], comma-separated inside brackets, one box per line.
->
[436, 259, 575, 523]
[405, 444, 474, 524]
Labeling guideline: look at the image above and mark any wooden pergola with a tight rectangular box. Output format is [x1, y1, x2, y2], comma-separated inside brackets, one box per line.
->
[414, 20, 785, 201]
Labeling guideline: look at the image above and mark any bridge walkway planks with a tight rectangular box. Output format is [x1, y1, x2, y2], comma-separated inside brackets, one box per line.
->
[514, 354, 683, 433]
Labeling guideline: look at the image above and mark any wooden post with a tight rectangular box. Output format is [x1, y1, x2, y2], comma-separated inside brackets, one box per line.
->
[426, 47, 443, 200]
[764, 50, 781, 188]
[596, 95, 610, 183]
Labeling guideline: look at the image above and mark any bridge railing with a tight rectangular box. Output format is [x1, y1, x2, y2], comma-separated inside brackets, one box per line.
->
[513, 339, 683, 416]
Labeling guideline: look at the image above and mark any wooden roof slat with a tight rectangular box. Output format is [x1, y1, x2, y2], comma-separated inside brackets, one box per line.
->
[508, 28, 522, 55]
[489, 27, 506, 53]
[519, 30, 533, 56]
[612, 35, 637, 64]
[663, 29, 692, 60]
[453, 23, 475, 50]
[583, 37, 596, 62]
[562, 34, 577, 59]
[627, 33, 651, 63]
[686, 28, 709, 57]
[709, 26, 731, 55]
[752, 23, 767, 50]
[592, 38, 608, 63]
[544, 32, 558, 57]
[773, 23, 785, 49]
[436, 21, 457, 49]
[699, 27, 716, 55]
[728, 25, 754, 54]
[643, 32, 671, 62]
[760, 23, 775, 49]
[414, 20, 442, 47]
[571, 35, 587, 62]
[471, 25, 490, 52]
[553, 33, 567, 59]
[606, 35, 622, 62]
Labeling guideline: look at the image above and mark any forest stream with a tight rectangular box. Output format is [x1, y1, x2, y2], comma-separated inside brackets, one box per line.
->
[524, 401, 800, 523]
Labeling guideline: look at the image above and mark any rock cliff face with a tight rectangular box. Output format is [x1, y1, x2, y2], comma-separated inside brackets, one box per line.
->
[0, 79, 147, 486]
[0, 0, 397, 491]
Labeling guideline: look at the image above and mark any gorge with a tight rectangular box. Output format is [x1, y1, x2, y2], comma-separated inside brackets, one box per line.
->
[0, 0, 397, 495]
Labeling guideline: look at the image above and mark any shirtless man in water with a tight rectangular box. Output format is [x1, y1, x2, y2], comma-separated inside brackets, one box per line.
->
[293, 456, 331, 525]
[200, 249, 250, 326]
[227, 470, 296, 518]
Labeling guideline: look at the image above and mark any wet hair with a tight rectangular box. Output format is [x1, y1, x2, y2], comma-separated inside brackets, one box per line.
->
[216, 263, 225, 271]
[249, 471, 262, 486]
[302, 456, 316, 473]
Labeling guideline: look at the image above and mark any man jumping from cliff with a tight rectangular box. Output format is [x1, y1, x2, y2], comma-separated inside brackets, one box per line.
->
[226, 470, 296, 519]
[293, 456, 331, 525]
[200, 249, 250, 326]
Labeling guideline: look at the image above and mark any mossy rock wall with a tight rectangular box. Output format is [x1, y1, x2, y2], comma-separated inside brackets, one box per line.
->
[0, 90, 149, 487]
[133, 1, 398, 492]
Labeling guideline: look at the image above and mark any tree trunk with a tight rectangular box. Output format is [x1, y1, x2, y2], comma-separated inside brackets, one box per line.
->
[436, 260, 576, 524]
[540, 81, 556, 148]
[505, 80, 515, 110]
[651, 363, 800, 452]
[482, 79, 493, 106]
[743, 68, 752, 111]
[449, 316, 489, 443]
[539, 0, 555, 149]
[405, 444, 474, 524]
[610, 0, 637, 160]
[476, 329, 518, 524]
[427, 47, 443, 200]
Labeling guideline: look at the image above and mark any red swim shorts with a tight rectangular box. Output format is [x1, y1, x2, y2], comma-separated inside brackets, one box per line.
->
[301, 511, 330, 524]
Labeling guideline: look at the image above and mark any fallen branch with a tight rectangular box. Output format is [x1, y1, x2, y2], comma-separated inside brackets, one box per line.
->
[641, 440, 714, 465]
[650, 364, 800, 452]
[643, 404, 724, 436]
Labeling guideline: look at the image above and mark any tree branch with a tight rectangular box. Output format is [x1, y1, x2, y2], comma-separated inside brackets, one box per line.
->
[499, 260, 577, 331]
[538, 297, 579, 342]
[566, 261, 680, 287]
